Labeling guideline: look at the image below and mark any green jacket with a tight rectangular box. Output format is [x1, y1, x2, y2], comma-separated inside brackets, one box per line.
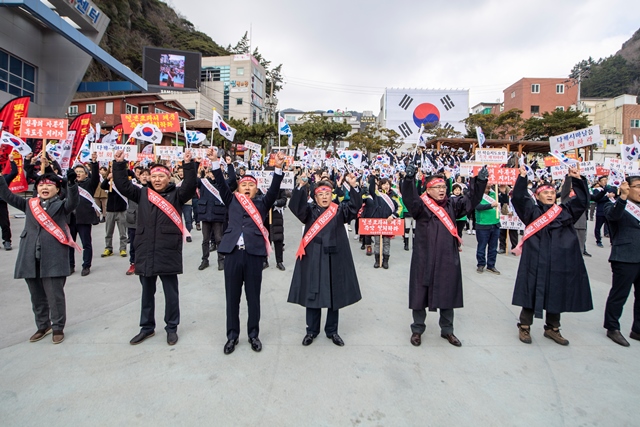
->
[475, 190, 500, 226]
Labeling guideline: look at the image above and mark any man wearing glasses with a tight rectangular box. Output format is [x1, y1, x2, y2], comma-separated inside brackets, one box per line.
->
[603, 177, 640, 346]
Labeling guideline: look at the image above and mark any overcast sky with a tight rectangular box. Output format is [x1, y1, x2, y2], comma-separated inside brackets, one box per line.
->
[167, 0, 639, 113]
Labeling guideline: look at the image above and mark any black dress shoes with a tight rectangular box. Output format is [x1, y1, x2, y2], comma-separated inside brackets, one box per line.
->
[167, 331, 178, 346]
[276, 262, 286, 271]
[630, 331, 640, 341]
[328, 333, 344, 347]
[607, 330, 630, 347]
[441, 333, 462, 347]
[224, 338, 239, 355]
[410, 333, 422, 346]
[249, 337, 262, 352]
[130, 330, 155, 345]
[198, 260, 209, 270]
[302, 334, 316, 346]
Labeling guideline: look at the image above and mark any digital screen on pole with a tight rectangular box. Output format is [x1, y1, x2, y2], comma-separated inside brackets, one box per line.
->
[143, 47, 201, 90]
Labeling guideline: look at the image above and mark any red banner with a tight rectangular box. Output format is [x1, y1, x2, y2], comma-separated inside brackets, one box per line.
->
[0, 96, 30, 167]
[114, 124, 124, 144]
[19, 118, 68, 140]
[596, 166, 610, 177]
[8, 150, 28, 193]
[358, 218, 404, 236]
[544, 152, 577, 167]
[120, 113, 180, 133]
[69, 113, 93, 162]
[473, 165, 519, 186]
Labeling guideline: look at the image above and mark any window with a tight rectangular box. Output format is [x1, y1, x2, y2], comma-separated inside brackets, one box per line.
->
[556, 84, 564, 94]
[530, 105, 540, 115]
[531, 84, 540, 93]
[125, 104, 138, 114]
[105, 102, 113, 115]
[0, 49, 36, 102]
[556, 106, 564, 112]
[236, 67, 244, 76]
[584, 107, 592, 113]
[86, 104, 96, 114]
[236, 97, 243, 105]
[68, 105, 78, 115]
[631, 119, 640, 128]
[511, 91, 516, 99]
[155, 108, 165, 114]
[140, 106, 149, 114]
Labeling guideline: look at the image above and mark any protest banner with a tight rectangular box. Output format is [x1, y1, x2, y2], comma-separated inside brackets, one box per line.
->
[551, 165, 569, 180]
[544, 152, 577, 167]
[20, 118, 68, 140]
[245, 170, 295, 191]
[244, 140, 261, 152]
[475, 148, 508, 164]
[472, 165, 518, 185]
[549, 125, 601, 153]
[121, 113, 180, 133]
[358, 217, 405, 267]
[500, 214, 525, 231]
[578, 161, 596, 176]
[155, 145, 183, 161]
[91, 143, 138, 162]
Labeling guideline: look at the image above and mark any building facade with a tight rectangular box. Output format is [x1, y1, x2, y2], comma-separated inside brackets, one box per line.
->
[502, 78, 578, 119]
[588, 94, 640, 161]
[471, 102, 502, 115]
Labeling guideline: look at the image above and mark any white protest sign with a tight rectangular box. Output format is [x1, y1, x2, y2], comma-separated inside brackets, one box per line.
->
[244, 140, 262, 152]
[549, 125, 601, 153]
[604, 158, 622, 170]
[59, 130, 75, 172]
[91, 143, 115, 162]
[500, 214, 525, 230]
[551, 165, 568, 180]
[459, 162, 483, 177]
[155, 145, 183, 160]
[475, 149, 508, 164]
[623, 160, 640, 174]
[119, 145, 138, 162]
[578, 161, 596, 176]
[245, 170, 295, 191]
[189, 148, 207, 159]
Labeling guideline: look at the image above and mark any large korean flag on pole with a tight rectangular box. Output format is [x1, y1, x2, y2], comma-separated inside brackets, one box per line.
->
[213, 109, 237, 142]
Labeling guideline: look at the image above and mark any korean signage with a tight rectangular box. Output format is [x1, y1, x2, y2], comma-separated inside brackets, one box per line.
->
[244, 140, 262, 152]
[551, 165, 568, 180]
[66, 0, 103, 25]
[91, 143, 138, 162]
[472, 165, 519, 185]
[245, 170, 295, 191]
[544, 152, 577, 167]
[500, 215, 525, 231]
[155, 145, 183, 161]
[358, 218, 405, 236]
[549, 125, 601, 153]
[475, 149, 508, 164]
[121, 113, 180, 133]
[578, 161, 597, 176]
[20, 118, 68, 140]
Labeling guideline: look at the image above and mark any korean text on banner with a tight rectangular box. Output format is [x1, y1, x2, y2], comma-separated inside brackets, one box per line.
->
[244, 140, 262, 152]
[20, 118, 68, 140]
[245, 170, 295, 191]
[549, 125, 600, 153]
[475, 149, 508, 164]
[91, 143, 138, 162]
[121, 113, 180, 133]
[472, 165, 518, 185]
[358, 218, 405, 236]
[551, 165, 568, 180]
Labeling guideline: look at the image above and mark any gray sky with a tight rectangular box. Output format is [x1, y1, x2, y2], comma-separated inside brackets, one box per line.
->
[167, 0, 639, 113]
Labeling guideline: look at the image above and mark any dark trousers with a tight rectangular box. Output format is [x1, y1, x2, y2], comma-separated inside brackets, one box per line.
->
[25, 275, 67, 331]
[0, 200, 10, 242]
[604, 261, 640, 333]
[306, 308, 339, 336]
[192, 197, 199, 223]
[70, 222, 93, 269]
[182, 205, 193, 232]
[411, 308, 454, 335]
[475, 225, 500, 268]
[139, 274, 180, 333]
[499, 228, 519, 251]
[456, 221, 465, 238]
[201, 221, 224, 261]
[128, 228, 136, 264]
[274, 240, 284, 263]
[519, 308, 560, 328]
[594, 216, 610, 244]
[224, 248, 264, 340]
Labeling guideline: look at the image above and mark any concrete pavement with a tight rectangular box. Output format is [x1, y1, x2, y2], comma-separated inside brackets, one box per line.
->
[0, 205, 638, 426]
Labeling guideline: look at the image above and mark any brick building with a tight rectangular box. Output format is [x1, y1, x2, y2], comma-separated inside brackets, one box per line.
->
[503, 78, 578, 119]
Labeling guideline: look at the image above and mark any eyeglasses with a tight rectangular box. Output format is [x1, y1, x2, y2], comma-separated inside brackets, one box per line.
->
[429, 185, 447, 190]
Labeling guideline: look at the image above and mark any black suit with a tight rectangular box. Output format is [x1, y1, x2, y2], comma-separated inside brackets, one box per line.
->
[604, 197, 640, 333]
[213, 165, 284, 340]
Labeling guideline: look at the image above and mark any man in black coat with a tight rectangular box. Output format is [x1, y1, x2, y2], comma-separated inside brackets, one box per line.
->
[211, 148, 285, 355]
[603, 177, 640, 346]
[402, 165, 487, 347]
[591, 175, 616, 247]
[100, 166, 128, 258]
[69, 152, 100, 276]
[511, 166, 592, 346]
[267, 189, 288, 271]
[112, 149, 196, 346]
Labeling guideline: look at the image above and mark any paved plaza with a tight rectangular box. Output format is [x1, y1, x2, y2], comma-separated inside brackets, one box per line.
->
[0, 206, 638, 426]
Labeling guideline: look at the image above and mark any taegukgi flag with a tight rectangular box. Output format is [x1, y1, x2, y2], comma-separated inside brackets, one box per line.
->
[278, 116, 293, 146]
[476, 126, 486, 148]
[213, 110, 236, 142]
[0, 131, 32, 156]
[130, 123, 163, 144]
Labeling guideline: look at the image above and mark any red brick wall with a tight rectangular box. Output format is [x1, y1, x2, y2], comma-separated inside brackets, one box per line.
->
[623, 104, 640, 144]
[503, 78, 578, 119]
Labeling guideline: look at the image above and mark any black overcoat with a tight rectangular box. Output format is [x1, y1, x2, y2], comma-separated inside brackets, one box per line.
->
[511, 175, 592, 318]
[74, 161, 100, 225]
[113, 161, 196, 276]
[0, 176, 78, 279]
[287, 185, 362, 310]
[402, 176, 486, 311]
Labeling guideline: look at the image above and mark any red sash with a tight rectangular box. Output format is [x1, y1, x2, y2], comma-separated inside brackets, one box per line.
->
[512, 204, 562, 255]
[420, 193, 462, 245]
[235, 193, 271, 255]
[147, 188, 191, 241]
[296, 203, 338, 260]
[379, 192, 395, 213]
[28, 197, 81, 252]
